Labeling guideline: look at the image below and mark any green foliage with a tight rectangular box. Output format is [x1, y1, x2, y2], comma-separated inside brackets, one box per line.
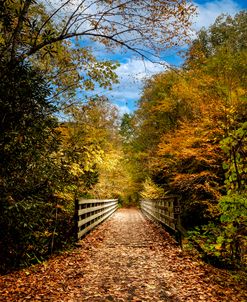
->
[0, 62, 75, 273]
[0, 197, 73, 272]
[0, 62, 59, 198]
[188, 194, 247, 267]
[120, 113, 135, 144]
[220, 122, 247, 193]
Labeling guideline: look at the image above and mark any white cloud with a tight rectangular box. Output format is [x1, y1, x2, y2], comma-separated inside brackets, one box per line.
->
[112, 58, 166, 101]
[93, 58, 166, 111]
[117, 59, 167, 81]
[193, 0, 241, 30]
[115, 105, 131, 117]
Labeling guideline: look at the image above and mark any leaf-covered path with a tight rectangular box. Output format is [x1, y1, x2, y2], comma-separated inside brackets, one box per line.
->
[0, 208, 246, 301]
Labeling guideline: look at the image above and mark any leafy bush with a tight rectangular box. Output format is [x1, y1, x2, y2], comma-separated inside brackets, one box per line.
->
[188, 194, 247, 267]
[220, 122, 247, 193]
[0, 198, 74, 272]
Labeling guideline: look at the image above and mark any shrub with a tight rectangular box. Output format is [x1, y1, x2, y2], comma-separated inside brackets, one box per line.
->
[188, 194, 247, 267]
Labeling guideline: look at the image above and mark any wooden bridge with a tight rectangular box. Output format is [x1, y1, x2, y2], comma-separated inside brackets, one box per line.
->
[75, 197, 184, 243]
[0, 202, 245, 301]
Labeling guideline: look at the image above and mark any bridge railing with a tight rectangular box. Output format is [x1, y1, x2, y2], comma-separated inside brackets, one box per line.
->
[75, 198, 118, 240]
[140, 196, 185, 243]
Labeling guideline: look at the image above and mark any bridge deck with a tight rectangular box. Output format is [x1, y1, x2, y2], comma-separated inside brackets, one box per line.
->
[0, 208, 245, 301]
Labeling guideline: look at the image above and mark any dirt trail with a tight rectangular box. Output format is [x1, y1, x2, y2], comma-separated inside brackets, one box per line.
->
[0, 208, 246, 301]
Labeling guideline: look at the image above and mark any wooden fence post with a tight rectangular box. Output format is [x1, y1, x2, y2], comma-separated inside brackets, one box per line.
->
[173, 196, 182, 247]
[74, 198, 79, 242]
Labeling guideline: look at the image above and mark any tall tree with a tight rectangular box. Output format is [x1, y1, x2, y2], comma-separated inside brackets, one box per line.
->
[131, 11, 247, 227]
[61, 97, 119, 195]
[0, 0, 196, 105]
[0, 62, 73, 272]
[184, 11, 247, 193]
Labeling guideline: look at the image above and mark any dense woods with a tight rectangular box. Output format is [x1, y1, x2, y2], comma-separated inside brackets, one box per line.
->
[0, 0, 246, 276]
[127, 11, 247, 267]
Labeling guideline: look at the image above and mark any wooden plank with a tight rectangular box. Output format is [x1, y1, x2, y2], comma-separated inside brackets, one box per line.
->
[78, 201, 117, 216]
[78, 203, 117, 228]
[77, 205, 117, 239]
[162, 195, 178, 200]
[78, 198, 117, 205]
[142, 204, 174, 220]
[155, 205, 173, 210]
[159, 212, 175, 222]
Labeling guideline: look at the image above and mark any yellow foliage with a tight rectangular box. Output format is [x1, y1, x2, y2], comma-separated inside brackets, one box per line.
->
[157, 120, 222, 168]
[69, 163, 84, 176]
[140, 177, 165, 200]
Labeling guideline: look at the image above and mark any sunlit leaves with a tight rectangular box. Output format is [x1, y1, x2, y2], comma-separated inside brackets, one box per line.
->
[140, 177, 165, 200]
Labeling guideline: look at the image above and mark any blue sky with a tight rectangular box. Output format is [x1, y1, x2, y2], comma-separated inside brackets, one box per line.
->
[87, 0, 246, 115]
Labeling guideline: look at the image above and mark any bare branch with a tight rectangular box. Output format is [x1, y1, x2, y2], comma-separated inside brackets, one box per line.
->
[8, 0, 196, 65]
[21, 31, 153, 63]
[61, 0, 89, 35]
[34, 0, 71, 46]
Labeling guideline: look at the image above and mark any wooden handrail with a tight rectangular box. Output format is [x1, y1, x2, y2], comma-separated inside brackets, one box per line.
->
[140, 197, 185, 245]
[75, 198, 118, 240]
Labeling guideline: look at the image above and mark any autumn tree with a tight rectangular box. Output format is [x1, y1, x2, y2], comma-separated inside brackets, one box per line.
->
[131, 68, 223, 225]
[130, 11, 247, 266]
[61, 97, 119, 194]
[185, 11, 247, 192]
[0, 0, 197, 271]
